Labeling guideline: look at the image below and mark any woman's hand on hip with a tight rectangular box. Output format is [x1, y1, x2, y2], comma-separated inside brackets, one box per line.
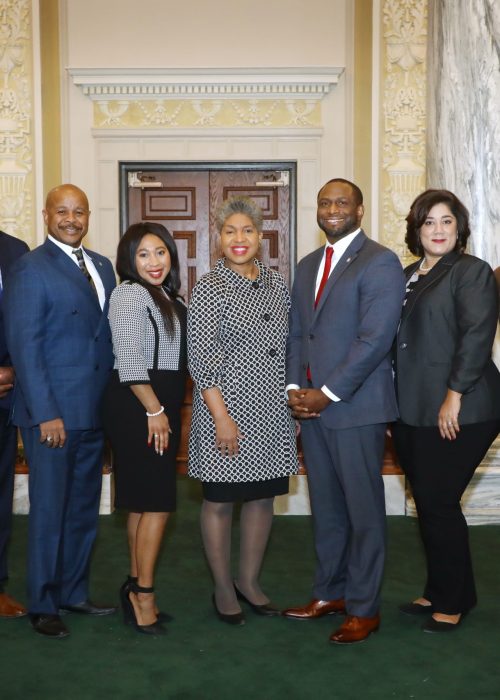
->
[438, 389, 462, 440]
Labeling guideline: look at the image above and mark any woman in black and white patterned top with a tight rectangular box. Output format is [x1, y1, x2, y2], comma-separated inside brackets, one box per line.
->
[102, 222, 186, 636]
[188, 196, 298, 625]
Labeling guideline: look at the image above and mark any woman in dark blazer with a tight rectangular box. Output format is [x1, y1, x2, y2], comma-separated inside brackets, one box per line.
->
[393, 189, 500, 633]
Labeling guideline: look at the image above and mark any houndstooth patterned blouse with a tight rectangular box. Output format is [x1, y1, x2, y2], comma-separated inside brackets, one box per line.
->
[109, 282, 183, 384]
[187, 258, 299, 483]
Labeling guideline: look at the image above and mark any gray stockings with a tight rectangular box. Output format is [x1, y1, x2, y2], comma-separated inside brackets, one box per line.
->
[200, 497, 274, 614]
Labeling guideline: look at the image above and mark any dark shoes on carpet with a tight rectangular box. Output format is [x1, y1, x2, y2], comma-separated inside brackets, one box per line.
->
[233, 583, 281, 617]
[30, 614, 70, 639]
[212, 594, 245, 626]
[398, 601, 434, 616]
[59, 600, 116, 615]
[120, 576, 172, 625]
[422, 616, 463, 633]
[282, 598, 346, 620]
[121, 580, 167, 636]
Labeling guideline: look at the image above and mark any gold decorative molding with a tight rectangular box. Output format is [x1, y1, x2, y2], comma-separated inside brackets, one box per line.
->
[93, 98, 322, 129]
[0, 0, 35, 243]
[380, 0, 427, 261]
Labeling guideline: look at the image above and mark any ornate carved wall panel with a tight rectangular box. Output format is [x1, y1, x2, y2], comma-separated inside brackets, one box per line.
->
[0, 0, 36, 245]
[380, 0, 427, 263]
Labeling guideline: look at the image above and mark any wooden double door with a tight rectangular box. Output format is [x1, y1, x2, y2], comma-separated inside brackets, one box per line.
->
[126, 166, 294, 299]
[123, 163, 295, 469]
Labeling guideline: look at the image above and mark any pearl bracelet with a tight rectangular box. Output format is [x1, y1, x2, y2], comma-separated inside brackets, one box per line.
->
[146, 405, 165, 417]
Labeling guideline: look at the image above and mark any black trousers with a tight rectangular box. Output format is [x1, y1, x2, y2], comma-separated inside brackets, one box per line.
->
[393, 420, 500, 615]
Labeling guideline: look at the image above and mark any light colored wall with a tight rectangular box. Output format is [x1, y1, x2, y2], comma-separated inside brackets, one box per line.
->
[65, 0, 346, 69]
[59, 0, 353, 256]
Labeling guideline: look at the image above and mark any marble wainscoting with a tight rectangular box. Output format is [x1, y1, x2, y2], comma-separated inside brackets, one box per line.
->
[13, 470, 115, 515]
[405, 436, 500, 525]
[274, 473, 406, 516]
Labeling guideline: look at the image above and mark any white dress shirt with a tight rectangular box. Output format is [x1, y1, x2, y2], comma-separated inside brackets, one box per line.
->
[48, 234, 106, 310]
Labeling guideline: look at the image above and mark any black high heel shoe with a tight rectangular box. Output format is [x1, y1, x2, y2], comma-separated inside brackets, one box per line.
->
[120, 575, 173, 625]
[212, 594, 245, 626]
[233, 583, 281, 617]
[128, 582, 167, 636]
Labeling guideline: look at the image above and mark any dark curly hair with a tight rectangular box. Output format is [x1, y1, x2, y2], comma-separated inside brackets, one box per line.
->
[116, 222, 181, 334]
[405, 189, 470, 257]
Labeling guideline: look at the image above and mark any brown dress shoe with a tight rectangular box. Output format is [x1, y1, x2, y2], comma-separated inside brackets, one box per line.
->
[0, 592, 27, 618]
[282, 598, 346, 619]
[330, 614, 380, 644]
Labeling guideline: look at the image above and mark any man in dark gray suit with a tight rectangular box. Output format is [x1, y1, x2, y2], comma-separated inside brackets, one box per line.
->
[283, 178, 405, 644]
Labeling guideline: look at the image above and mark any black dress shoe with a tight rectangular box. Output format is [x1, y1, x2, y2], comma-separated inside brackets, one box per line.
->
[399, 601, 434, 616]
[30, 614, 70, 639]
[234, 584, 281, 617]
[212, 594, 245, 625]
[422, 616, 462, 633]
[60, 600, 116, 616]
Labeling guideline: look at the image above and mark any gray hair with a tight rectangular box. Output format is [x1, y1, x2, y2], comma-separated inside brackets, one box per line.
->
[214, 196, 263, 233]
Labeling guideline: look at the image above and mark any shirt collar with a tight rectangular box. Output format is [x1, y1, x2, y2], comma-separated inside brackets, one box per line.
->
[324, 228, 361, 258]
[48, 234, 84, 257]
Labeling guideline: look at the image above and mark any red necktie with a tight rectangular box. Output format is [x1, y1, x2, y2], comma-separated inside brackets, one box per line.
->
[314, 246, 334, 308]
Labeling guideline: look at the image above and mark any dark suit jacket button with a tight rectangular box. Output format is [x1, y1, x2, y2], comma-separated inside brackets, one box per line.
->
[71, 310, 78, 315]
[309, 334, 314, 340]
[263, 313, 270, 321]
[94, 365, 99, 370]
[399, 342, 407, 349]
[269, 349, 277, 357]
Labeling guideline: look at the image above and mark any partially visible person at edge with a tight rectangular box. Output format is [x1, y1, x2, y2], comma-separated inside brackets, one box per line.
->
[0, 230, 29, 619]
[392, 189, 500, 633]
[102, 223, 187, 636]
[187, 196, 298, 625]
[282, 178, 406, 644]
[3, 184, 117, 639]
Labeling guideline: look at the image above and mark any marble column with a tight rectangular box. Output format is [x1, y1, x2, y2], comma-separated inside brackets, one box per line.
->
[415, 0, 500, 522]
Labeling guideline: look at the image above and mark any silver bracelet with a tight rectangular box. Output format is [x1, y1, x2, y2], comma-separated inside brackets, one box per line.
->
[146, 405, 165, 417]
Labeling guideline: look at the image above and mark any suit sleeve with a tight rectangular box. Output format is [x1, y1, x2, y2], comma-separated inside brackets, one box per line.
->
[3, 255, 61, 423]
[448, 260, 499, 394]
[324, 251, 406, 401]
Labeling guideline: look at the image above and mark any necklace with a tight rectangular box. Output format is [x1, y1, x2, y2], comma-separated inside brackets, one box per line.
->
[419, 259, 435, 272]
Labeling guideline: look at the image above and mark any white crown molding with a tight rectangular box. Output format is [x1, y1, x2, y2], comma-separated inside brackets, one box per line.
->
[68, 66, 344, 100]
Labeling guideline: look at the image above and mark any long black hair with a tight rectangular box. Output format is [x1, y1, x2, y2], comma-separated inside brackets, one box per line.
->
[116, 222, 181, 335]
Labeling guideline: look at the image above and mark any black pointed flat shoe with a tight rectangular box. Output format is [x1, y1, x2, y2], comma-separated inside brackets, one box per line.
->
[234, 583, 281, 617]
[398, 601, 434, 617]
[212, 594, 245, 625]
[422, 616, 462, 633]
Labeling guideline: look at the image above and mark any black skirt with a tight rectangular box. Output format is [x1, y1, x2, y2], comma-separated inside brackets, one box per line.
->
[202, 476, 289, 503]
[102, 369, 186, 512]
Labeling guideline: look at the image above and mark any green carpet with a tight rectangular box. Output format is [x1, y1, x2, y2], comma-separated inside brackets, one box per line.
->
[2, 476, 500, 699]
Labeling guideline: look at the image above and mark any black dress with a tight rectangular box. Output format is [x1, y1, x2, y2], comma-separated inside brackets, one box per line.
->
[102, 283, 187, 512]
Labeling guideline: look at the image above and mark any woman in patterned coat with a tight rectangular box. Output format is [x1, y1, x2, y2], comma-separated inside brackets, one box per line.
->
[188, 196, 298, 625]
[102, 223, 187, 635]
